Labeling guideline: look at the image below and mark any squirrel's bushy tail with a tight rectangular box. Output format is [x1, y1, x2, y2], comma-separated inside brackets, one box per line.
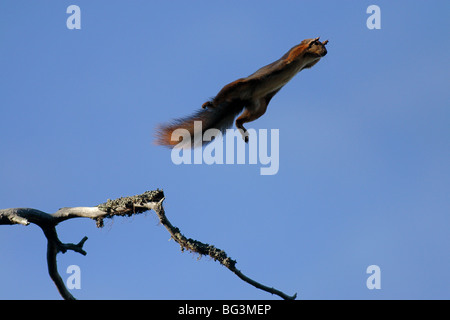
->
[154, 100, 245, 148]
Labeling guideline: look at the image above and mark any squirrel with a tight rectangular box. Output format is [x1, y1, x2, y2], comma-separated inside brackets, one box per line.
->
[155, 37, 328, 148]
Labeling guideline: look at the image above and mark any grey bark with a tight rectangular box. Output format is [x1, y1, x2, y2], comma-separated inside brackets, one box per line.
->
[1, 189, 295, 300]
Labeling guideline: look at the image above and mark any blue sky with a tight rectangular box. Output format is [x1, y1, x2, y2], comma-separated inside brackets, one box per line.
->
[0, 1, 449, 299]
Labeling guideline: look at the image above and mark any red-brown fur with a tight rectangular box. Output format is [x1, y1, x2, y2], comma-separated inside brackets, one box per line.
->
[155, 37, 328, 148]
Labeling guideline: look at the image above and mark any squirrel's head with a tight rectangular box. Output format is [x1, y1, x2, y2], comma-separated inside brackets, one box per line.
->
[304, 37, 328, 57]
[284, 37, 328, 67]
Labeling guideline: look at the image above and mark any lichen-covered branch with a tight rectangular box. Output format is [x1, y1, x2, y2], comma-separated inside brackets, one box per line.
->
[0, 190, 164, 300]
[1, 189, 296, 300]
[147, 197, 297, 300]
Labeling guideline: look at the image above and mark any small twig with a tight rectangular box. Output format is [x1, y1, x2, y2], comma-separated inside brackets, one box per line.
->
[231, 267, 297, 300]
[46, 236, 76, 300]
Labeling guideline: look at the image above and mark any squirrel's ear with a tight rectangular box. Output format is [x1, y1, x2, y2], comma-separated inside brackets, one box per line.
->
[308, 37, 320, 48]
[322, 40, 329, 45]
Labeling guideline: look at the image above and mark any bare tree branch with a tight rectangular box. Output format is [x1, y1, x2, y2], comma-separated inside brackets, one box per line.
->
[0, 190, 163, 300]
[1, 189, 296, 300]
[146, 197, 297, 300]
